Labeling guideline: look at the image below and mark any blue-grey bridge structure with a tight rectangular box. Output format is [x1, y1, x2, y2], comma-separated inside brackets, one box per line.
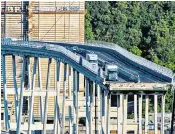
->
[1, 38, 175, 134]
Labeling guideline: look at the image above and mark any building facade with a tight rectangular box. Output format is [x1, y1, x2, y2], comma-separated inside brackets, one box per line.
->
[1, 1, 85, 43]
[1, 1, 85, 125]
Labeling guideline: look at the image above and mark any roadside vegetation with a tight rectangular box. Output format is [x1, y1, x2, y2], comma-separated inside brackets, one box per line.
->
[85, 1, 175, 112]
[85, 1, 175, 72]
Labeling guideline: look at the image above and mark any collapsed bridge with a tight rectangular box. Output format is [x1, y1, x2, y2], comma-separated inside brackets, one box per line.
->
[1, 38, 175, 134]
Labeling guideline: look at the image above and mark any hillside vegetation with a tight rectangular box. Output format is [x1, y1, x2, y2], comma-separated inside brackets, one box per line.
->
[85, 1, 175, 72]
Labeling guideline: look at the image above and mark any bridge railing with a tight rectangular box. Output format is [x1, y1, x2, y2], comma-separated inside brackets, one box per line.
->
[85, 40, 174, 82]
[1, 38, 174, 134]
[1, 38, 101, 78]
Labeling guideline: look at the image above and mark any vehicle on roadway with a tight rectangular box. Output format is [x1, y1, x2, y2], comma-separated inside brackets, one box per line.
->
[86, 53, 98, 68]
[105, 64, 118, 81]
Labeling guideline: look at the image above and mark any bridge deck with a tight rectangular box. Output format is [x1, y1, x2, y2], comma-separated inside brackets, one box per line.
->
[44, 41, 174, 83]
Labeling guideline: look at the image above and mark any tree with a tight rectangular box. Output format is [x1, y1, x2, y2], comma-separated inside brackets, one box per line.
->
[85, 1, 175, 111]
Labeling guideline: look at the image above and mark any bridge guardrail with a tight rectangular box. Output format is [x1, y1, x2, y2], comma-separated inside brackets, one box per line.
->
[1, 38, 100, 78]
[35, 39, 174, 82]
[85, 40, 174, 83]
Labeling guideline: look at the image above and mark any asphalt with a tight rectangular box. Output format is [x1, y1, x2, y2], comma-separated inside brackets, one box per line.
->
[67, 46, 166, 83]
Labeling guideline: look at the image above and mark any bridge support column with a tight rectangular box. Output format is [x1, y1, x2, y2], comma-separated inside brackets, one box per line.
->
[145, 95, 149, 134]
[161, 94, 165, 134]
[86, 77, 90, 134]
[73, 69, 79, 134]
[117, 94, 120, 134]
[68, 66, 72, 98]
[97, 85, 100, 132]
[100, 87, 105, 134]
[154, 94, 158, 134]
[27, 57, 31, 112]
[76, 72, 79, 134]
[12, 55, 19, 123]
[43, 58, 52, 134]
[28, 57, 38, 134]
[69, 106, 72, 134]
[104, 90, 108, 134]
[54, 61, 61, 134]
[134, 94, 137, 122]
[93, 83, 95, 133]
[2, 55, 10, 131]
[139, 93, 143, 134]
[68, 66, 72, 134]
[95, 84, 99, 133]
[123, 94, 128, 134]
[38, 58, 44, 123]
[73, 69, 76, 134]
[62, 63, 67, 134]
[27, 57, 34, 134]
[68, 65, 73, 134]
[117, 94, 123, 134]
[107, 92, 111, 134]
[17, 56, 26, 134]
[90, 81, 93, 134]
[134, 94, 138, 134]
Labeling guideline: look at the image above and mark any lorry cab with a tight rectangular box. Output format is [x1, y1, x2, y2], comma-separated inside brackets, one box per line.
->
[86, 53, 98, 69]
[105, 64, 118, 81]
[86, 53, 98, 63]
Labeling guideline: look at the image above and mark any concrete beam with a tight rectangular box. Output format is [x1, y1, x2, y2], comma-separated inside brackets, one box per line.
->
[68, 66, 72, 134]
[94, 84, 99, 133]
[76, 72, 79, 134]
[108, 83, 169, 91]
[117, 95, 120, 134]
[154, 94, 158, 134]
[161, 95, 165, 134]
[107, 93, 111, 134]
[89, 81, 93, 134]
[104, 90, 108, 134]
[73, 69, 79, 134]
[69, 106, 72, 134]
[17, 56, 26, 134]
[134, 94, 137, 123]
[139, 94, 142, 134]
[100, 87, 104, 134]
[9, 121, 138, 131]
[2, 55, 10, 130]
[28, 57, 38, 134]
[62, 63, 67, 134]
[43, 58, 52, 134]
[123, 94, 128, 134]
[68, 66, 72, 98]
[86, 77, 90, 134]
[12, 55, 19, 123]
[145, 95, 149, 134]
[54, 61, 61, 134]
[38, 58, 44, 123]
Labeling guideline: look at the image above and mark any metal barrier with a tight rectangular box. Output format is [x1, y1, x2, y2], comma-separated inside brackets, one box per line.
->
[85, 40, 174, 80]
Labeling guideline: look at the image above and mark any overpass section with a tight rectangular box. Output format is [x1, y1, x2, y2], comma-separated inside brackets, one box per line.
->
[1, 39, 175, 134]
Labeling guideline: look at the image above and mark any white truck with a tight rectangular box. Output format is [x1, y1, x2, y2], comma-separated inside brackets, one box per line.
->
[86, 54, 98, 69]
[86, 54, 98, 63]
[105, 64, 118, 81]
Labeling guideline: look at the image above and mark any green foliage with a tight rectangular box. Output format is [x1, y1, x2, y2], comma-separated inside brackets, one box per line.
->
[85, 1, 175, 112]
[142, 99, 154, 117]
[129, 46, 142, 56]
[141, 88, 173, 114]
[85, 1, 175, 72]
[165, 87, 173, 112]
[128, 112, 134, 119]
[85, 11, 94, 40]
